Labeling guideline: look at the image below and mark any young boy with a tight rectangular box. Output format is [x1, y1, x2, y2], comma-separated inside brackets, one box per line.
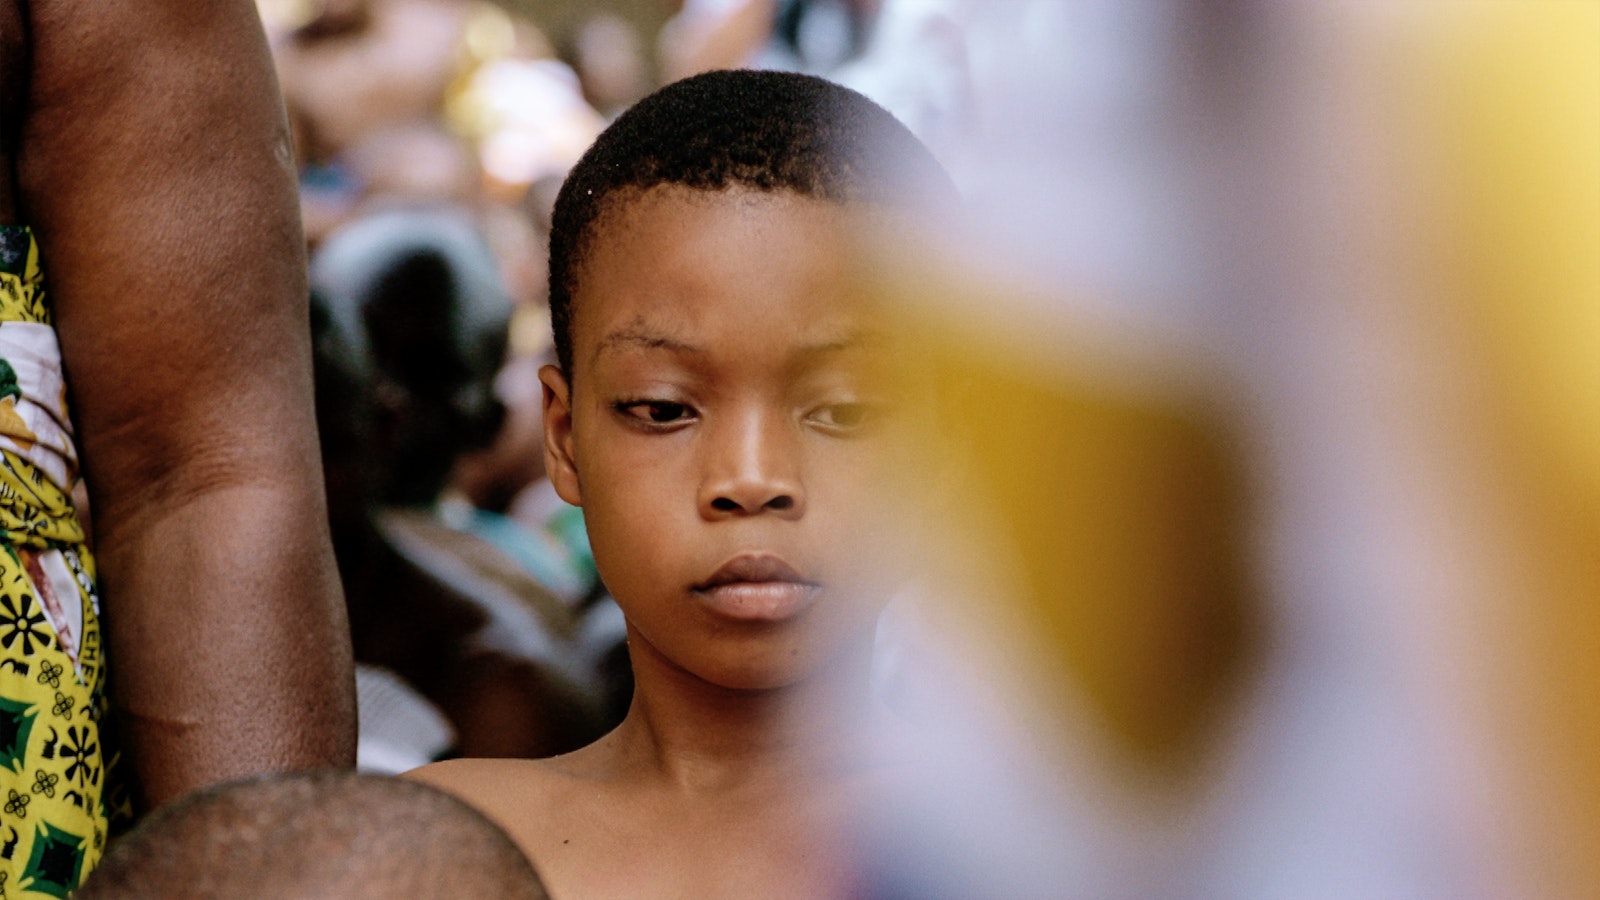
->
[408, 68, 958, 898]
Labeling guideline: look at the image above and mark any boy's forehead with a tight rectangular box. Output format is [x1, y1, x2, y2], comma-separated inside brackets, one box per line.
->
[569, 185, 890, 365]
[584, 183, 845, 251]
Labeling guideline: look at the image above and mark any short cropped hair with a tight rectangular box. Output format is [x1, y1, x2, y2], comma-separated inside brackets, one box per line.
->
[548, 68, 957, 376]
[76, 771, 548, 899]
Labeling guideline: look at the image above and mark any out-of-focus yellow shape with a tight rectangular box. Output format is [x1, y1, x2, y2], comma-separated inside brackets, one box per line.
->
[859, 234, 1259, 777]
[1402, 2, 1599, 896]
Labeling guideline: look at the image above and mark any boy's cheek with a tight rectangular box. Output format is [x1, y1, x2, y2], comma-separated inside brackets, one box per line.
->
[816, 482, 916, 594]
[836, 435, 920, 517]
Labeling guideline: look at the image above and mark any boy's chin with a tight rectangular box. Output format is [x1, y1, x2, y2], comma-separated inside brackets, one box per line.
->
[690, 633, 878, 694]
[702, 668, 811, 694]
[710, 658, 833, 693]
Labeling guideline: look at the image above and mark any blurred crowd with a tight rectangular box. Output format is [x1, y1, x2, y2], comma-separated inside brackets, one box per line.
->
[263, 0, 624, 773]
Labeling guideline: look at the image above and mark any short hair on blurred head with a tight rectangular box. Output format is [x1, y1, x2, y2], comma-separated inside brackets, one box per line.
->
[76, 770, 549, 899]
[548, 68, 958, 376]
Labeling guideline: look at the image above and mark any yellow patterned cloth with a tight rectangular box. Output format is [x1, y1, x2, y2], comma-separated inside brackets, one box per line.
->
[0, 225, 125, 897]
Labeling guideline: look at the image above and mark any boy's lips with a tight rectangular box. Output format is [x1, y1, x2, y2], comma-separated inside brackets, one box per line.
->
[692, 553, 820, 622]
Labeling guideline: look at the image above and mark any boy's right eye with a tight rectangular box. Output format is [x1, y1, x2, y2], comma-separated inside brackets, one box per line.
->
[615, 400, 695, 426]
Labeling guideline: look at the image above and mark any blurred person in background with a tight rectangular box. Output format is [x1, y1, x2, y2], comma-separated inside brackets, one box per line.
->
[265, 0, 604, 559]
[266, 0, 603, 242]
[310, 207, 615, 768]
[442, 171, 605, 614]
[564, 11, 653, 120]
[270, 0, 482, 163]
[268, 0, 481, 245]
[269, 0, 626, 767]
[0, 0, 354, 891]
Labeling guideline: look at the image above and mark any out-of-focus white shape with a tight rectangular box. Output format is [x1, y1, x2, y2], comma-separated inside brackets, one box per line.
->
[868, 589, 1115, 898]
[256, 0, 316, 36]
[450, 58, 605, 190]
[830, 0, 972, 160]
[356, 663, 455, 774]
[672, 0, 752, 21]
[859, 1, 1518, 897]
[942, 0, 1196, 329]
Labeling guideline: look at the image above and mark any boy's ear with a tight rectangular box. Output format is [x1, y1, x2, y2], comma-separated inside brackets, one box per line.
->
[538, 364, 583, 506]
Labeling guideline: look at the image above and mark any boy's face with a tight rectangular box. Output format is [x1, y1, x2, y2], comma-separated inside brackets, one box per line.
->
[541, 185, 906, 691]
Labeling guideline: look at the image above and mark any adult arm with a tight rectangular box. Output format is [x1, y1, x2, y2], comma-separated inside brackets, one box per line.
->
[16, 0, 356, 807]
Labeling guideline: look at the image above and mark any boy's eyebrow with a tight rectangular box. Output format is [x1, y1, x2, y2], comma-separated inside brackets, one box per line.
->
[592, 325, 890, 364]
[793, 329, 890, 358]
[594, 325, 704, 361]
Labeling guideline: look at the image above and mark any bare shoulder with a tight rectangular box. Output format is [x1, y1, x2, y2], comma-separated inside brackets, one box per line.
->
[405, 757, 566, 813]
[406, 757, 557, 800]
[403, 756, 596, 859]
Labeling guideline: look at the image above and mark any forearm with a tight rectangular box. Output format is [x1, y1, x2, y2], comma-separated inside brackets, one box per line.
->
[95, 478, 356, 810]
[10, 0, 356, 812]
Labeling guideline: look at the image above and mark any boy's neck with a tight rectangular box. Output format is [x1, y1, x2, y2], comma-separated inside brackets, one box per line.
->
[608, 630, 893, 793]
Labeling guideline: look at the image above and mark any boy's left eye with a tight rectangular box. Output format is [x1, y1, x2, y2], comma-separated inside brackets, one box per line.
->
[616, 400, 695, 427]
[808, 402, 880, 433]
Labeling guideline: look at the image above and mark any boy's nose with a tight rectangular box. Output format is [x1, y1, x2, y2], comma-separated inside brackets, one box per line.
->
[698, 414, 805, 520]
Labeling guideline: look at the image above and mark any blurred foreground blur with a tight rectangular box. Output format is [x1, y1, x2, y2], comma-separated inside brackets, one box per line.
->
[858, 3, 1599, 897]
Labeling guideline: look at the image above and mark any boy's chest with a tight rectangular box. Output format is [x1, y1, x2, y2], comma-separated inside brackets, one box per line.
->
[526, 790, 866, 900]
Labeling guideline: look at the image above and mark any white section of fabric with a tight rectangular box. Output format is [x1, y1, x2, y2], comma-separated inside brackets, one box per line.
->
[32, 548, 85, 675]
[0, 320, 79, 490]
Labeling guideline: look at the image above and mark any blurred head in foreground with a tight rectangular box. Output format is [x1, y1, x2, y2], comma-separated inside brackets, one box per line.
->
[76, 771, 548, 899]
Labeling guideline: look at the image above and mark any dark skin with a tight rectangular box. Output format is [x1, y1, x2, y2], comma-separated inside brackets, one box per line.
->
[411, 187, 917, 899]
[1, 0, 355, 808]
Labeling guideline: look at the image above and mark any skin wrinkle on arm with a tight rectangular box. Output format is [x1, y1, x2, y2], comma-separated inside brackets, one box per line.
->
[16, 0, 355, 808]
